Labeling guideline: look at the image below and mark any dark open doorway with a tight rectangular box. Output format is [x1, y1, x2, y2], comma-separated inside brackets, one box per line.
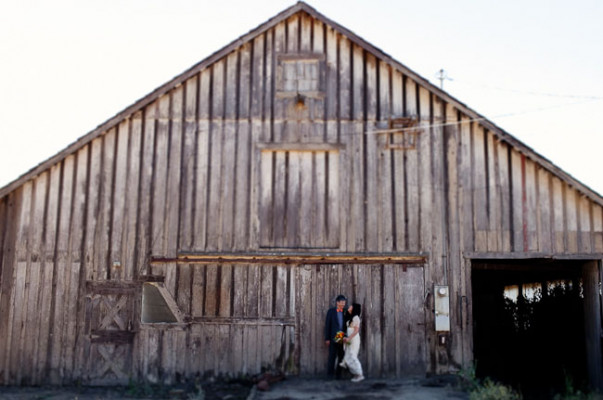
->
[471, 259, 595, 398]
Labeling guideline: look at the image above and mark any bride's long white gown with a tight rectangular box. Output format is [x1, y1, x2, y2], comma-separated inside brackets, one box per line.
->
[341, 315, 363, 377]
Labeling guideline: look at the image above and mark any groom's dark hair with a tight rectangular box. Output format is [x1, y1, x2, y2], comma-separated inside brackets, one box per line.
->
[335, 294, 347, 302]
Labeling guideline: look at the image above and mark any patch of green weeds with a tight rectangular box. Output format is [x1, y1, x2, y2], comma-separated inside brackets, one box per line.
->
[469, 378, 522, 400]
[457, 364, 521, 400]
[553, 374, 599, 400]
[457, 363, 479, 392]
[125, 379, 166, 398]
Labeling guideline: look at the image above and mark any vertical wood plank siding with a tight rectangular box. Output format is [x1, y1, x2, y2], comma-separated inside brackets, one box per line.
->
[0, 10, 602, 385]
[135, 263, 425, 382]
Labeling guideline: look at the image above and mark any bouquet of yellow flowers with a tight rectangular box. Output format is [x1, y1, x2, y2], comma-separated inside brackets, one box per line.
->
[333, 331, 345, 344]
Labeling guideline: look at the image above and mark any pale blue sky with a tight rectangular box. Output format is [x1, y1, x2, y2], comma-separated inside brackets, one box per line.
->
[1, 0, 602, 194]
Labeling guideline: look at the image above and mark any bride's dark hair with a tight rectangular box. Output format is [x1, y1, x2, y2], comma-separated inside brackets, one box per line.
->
[344, 303, 362, 326]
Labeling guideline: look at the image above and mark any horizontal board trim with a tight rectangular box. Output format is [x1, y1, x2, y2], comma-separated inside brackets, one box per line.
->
[190, 317, 295, 326]
[465, 252, 603, 260]
[151, 252, 427, 265]
[138, 317, 295, 329]
[139, 323, 187, 331]
[277, 53, 326, 61]
[90, 330, 135, 344]
[256, 143, 345, 151]
[86, 281, 139, 294]
[274, 91, 325, 99]
[138, 275, 165, 283]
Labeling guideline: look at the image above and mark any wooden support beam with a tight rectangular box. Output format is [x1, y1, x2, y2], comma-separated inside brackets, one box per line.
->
[465, 252, 603, 260]
[86, 281, 139, 295]
[189, 316, 295, 326]
[150, 252, 427, 265]
[583, 260, 603, 391]
[90, 330, 135, 344]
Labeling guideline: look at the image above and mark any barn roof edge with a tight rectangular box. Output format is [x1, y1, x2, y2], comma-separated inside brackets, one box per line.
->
[1, 1, 601, 206]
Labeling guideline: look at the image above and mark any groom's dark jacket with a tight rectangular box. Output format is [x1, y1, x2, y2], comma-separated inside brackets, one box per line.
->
[325, 307, 344, 342]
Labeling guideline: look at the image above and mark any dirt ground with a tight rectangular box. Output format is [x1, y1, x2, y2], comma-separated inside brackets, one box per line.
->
[255, 375, 469, 400]
[0, 375, 467, 400]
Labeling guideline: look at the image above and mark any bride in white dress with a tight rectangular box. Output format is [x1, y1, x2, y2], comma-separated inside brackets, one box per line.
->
[340, 303, 364, 382]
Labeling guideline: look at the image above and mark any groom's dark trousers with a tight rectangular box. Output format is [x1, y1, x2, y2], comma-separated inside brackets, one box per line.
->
[325, 307, 345, 378]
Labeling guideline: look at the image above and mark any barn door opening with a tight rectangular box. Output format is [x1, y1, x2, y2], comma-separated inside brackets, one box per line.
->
[471, 259, 601, 396]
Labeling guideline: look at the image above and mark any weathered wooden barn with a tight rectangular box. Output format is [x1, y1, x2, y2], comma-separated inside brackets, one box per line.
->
[0, 1, 601, 390]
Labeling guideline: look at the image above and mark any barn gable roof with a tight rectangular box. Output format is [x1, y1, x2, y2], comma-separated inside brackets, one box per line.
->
[1, 1, 601, 206]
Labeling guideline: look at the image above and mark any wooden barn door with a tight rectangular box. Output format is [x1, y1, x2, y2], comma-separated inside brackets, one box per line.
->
[85, 281, 139, 385]
[295, 263, 426, 377]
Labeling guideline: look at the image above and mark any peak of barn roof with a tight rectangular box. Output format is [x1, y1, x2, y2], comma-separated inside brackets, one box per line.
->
[0, 2, 601, 205]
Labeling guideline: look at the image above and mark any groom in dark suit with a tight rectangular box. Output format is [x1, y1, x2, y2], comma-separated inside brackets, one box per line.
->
[324, 294, 347, 378]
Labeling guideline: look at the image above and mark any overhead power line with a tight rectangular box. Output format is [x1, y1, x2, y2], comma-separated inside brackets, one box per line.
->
[452, 79, 603, 101]
[366, 97, 602, 135]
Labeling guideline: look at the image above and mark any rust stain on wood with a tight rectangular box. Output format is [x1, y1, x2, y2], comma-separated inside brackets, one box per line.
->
[150, 253, 427, 265]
